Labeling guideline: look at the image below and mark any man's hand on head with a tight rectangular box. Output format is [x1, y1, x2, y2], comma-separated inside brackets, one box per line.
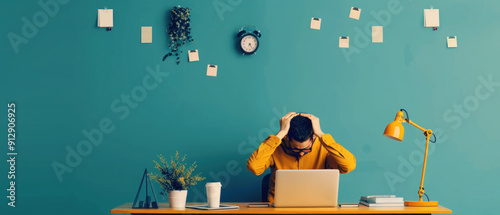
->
[276, 112, 299, 139]
[301, 113, 325, 137]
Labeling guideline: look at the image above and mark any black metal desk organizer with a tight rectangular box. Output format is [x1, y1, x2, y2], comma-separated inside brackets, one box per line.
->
[132, 168, 159, 209]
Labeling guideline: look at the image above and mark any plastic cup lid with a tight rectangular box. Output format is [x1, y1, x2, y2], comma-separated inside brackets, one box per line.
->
[206, 182, 222, 186]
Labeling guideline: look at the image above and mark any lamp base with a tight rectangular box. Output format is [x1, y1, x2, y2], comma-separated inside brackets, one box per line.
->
[404, 200, 438, 207]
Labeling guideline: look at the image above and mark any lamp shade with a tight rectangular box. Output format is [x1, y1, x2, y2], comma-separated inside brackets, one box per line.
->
[383, 111, 405, 141]
[384, 121, 404, 141]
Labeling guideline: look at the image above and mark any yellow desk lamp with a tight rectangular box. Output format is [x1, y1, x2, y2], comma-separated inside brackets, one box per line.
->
[383, 109, 438, 207]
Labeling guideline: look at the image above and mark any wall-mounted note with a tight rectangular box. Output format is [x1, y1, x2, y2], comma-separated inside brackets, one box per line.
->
[141, 27, 152, 43]
[207, 64, 217, 77]
[424, 8, 439, 27]
[310, 17, 321, 30]
[98, 9, 113, 27]
[349, 7, 361, 20]
[188, 50, 199, 62]
[372, 26, 383, 43]
[339, 36, 349, 48]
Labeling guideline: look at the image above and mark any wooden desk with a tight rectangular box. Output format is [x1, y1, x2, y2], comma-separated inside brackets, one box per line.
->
[110, 202, 452, 215]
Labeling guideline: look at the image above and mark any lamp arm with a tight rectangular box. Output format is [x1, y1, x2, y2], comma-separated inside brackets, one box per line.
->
[406, 119, 428, 133]
[417, 131, 432, 202]
[405, 119, 433, 202]
[407, 119, 437, 140]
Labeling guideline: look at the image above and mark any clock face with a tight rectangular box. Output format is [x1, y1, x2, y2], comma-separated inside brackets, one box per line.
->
[240, 35, 259, 54]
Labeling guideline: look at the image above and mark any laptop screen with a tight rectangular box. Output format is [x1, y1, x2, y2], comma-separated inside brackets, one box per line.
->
[274, 169, 339, 207]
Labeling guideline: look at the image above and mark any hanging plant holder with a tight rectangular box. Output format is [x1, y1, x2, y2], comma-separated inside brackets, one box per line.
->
[163, 6, 193, 65]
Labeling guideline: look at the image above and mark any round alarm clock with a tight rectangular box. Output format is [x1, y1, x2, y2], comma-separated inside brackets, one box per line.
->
[236, 25, 261, 55]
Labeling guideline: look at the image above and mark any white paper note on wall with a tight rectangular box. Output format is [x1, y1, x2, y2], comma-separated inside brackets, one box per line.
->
[98, 9, 113, 27]
[188, 50, 199, 62]
[310, 17, 321, 30]
[424, 9, 439, 27]
[447, 36, 457, 48]
[339, 37, 349, 48]
[141, 27, 152, 43]
[372, 26, 383, 43]
[349, 7, 361, 20]
[207, 64, 217, 77]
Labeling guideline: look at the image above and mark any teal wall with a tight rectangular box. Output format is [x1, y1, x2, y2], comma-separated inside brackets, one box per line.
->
[2, 0, 499, 214]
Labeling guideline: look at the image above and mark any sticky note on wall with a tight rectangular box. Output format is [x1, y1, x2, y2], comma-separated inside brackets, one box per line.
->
[207, 64, 217, 77]
[310, 17, 321, 30]
[339, 37, 349, 48]
[141, 27, 152, 43]
[447, 36, 457, 48]
[349, 7, 361, 20]
[98, 9, 113, 27]
[188, 50, 199, 62]
[372, 26, 383, 43]
[424, 9, 439, 27]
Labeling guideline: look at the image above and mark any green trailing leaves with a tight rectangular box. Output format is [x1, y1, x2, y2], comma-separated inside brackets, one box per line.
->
[163, 6, 194, 65]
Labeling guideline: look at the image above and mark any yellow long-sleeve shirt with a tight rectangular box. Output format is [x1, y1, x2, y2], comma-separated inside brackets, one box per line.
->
[247, 134, 356, 202]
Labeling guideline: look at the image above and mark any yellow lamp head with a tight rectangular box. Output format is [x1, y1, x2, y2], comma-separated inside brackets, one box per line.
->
[383, 110, 405, 141]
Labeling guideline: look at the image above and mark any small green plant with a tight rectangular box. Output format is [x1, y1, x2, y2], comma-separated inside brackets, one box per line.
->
[162, 6, 193, 65]
[150, 151, 205, 198]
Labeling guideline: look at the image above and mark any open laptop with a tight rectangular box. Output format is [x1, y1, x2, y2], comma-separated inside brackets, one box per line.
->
[273, 169, 339, 207]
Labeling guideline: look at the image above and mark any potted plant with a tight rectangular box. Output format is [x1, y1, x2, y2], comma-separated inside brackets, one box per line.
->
[162, 6, 193, 65]
[150, 151, 205, 209]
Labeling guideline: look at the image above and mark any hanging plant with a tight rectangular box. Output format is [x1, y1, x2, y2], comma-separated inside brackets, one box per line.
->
[162, 6, 193, 65]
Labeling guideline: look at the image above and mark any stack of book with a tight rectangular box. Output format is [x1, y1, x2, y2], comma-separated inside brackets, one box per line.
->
[359, 195, 404, 207]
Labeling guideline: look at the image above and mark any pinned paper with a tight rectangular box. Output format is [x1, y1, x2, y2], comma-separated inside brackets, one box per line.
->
[372, 26, 383, 43]
[188, 50, 199, 62]
[339, 37, 349, 48]
[98, 9, 113, 27]
[424, 8, 439, 27]
[310, 17, 321, 30]
[349, 7, 361, 20]
[447, 36, 457, 48]
[207, 64, 217, 77]
[141, 27, 152, 43]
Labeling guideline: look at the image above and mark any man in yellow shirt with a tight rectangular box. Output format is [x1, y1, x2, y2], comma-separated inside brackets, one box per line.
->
[247, 112, 356, 202]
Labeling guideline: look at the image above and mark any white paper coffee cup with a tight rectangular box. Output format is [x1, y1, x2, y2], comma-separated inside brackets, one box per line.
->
[206, 182, 222, 208]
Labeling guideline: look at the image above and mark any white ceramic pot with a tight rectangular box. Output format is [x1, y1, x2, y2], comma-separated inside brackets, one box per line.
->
[168, 190, 188, 209]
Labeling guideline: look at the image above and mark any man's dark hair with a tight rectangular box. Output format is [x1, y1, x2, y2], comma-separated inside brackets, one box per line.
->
[288, 115, 313, 142]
